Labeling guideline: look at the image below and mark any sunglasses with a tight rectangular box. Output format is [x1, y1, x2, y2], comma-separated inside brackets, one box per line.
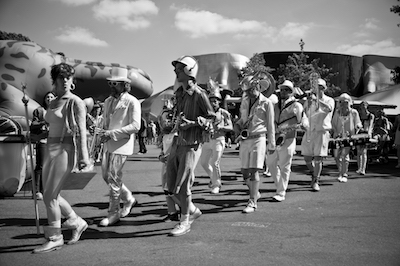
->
[108, 81, 122, 87]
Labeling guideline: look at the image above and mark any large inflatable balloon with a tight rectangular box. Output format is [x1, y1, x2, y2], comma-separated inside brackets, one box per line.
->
[0, 40, 153, 128]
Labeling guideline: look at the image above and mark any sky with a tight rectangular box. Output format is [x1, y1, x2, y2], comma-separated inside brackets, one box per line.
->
[1, 0, 400, 96]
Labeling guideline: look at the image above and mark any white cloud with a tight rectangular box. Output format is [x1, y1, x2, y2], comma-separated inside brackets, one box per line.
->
[335, 39, 400, 57]
[363, 18, 380, 30]
[55, 27, 108, 47]
[51, 0, 97, 6]
[174, 9, 276, 38]
[93, 0, 158, 30]
[277, 22, 311, 40]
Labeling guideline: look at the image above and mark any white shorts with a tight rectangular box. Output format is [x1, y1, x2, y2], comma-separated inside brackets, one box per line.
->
[239, 136, 266, 170]
[301, 130, 330, 157]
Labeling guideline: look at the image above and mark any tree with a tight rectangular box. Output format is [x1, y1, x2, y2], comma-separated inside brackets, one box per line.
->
[275, 41, 340, 98]
[390, 0, 400, 27]
[391, 66, 400, 84]
[0, 30, 32, 41]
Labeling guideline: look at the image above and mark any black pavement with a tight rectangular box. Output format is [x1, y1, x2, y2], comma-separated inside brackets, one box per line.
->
[1, 144, 400, 266]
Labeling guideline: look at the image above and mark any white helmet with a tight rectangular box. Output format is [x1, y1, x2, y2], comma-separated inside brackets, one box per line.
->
[172, 55, 198, 79]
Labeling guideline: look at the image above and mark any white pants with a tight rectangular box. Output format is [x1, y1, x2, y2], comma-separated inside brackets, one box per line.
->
[267, 137, 296, 197]
[199, 137, 225, 188]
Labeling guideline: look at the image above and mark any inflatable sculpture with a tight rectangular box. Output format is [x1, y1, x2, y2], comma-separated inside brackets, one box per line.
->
[0, 40, 153, 196]
[0, 40, 153, 126]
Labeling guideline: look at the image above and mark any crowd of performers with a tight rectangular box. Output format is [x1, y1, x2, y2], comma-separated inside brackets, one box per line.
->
[28, 57, 400, 253]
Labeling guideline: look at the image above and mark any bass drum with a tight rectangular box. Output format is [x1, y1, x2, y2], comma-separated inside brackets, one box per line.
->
[0, 116, 30, 197]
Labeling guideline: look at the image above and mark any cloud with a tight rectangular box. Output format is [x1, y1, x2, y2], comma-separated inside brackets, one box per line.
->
[277, 22, 311, 40]
[335, 39, 400, 57]
[93, 0, 159, 30]
[174, 9, 276, 38]
[55, 27, 109, 47]
[51, 0, 97, 6]
[363, 18, 380, 30]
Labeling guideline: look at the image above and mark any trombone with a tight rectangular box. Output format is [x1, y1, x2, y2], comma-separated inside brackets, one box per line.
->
[306, 72, 320, 142]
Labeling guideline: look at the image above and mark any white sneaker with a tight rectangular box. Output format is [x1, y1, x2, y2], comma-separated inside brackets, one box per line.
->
[99, 213, 120, 227]
[242, 200, 257, 213]
[188, 207, 202, 225]
[339, 177, 348, 183]
[210, 187, 220, 194]
[272, 195, 285, 202]
[169, 222, 190, 237]
[337, 176, 343, 182]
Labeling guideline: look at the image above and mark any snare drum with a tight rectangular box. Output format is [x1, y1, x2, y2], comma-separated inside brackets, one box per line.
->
[328, 138, 353, 149]
[351, 133, 370, 146]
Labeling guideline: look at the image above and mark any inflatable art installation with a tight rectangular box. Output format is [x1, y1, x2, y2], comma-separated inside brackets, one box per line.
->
[0, 40, 153, 196]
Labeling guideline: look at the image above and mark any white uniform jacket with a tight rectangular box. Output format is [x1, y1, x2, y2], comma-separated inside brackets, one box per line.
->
[103, 92, 141, 155]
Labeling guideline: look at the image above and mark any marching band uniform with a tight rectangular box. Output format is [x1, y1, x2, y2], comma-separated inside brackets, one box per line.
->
[301, 78, 335, 191]
[331, 93, 362, 182]
[158, 99, 180, 222]
[267, 80, 307, 202]
[235, 75, 275, 213]
[200, 83, 233, 194]
[356, 101, 374, 175]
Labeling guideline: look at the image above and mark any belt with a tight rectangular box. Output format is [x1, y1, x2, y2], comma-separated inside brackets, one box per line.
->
[245, 133, 265, 140]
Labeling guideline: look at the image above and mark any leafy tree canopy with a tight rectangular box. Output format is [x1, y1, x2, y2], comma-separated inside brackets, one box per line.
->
[390, 0, 400, 27]
[276, 50, 341, 98]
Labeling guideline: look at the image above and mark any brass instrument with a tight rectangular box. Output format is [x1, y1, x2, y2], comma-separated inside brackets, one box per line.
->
[309, 72, 320, 111]
[89, 116, 104, 163]
[306, 72, 320, 142]
[275, 124, 301, 149]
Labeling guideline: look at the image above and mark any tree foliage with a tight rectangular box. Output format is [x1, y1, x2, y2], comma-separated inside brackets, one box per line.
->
[390, 0, 400, 27]
[0, 30, 32, 41]
[276, 51, 341, 98]
[391, 66, 400, 84]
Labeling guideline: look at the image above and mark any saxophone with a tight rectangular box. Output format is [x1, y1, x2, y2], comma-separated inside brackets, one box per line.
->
[275, 124, 302, 149]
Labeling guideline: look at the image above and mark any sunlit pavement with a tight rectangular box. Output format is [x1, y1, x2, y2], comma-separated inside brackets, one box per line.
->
[1, 144, 400, 266]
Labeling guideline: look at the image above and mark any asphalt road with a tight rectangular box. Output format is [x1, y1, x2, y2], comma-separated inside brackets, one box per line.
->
[1, 144, 400, 266]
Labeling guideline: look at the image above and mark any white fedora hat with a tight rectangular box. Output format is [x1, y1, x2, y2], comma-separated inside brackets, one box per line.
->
[277, 80, 294, 91]
[107, 67, 130, 82]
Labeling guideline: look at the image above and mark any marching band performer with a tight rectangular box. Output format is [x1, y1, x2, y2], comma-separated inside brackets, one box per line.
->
[166, 55, 215, 236]
[301, 78, 335, 192]
[331, 93, 362, 183]
[356, 101, 374, 175]
[234, 74, 275, 213]
[267, 80, 308, 202]
[199, 80, 233, 194]
[158, 97, 180, 222]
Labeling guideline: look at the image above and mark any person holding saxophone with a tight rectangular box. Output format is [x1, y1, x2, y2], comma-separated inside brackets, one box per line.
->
[234, 74, 275, 213]
[267, 80, 308, 202]
[300, 78, 335, 192]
